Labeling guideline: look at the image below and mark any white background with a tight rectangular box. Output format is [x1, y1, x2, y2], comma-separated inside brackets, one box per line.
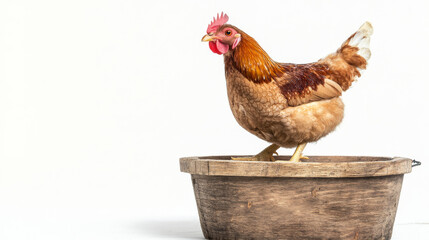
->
[1, 0, 428, 239]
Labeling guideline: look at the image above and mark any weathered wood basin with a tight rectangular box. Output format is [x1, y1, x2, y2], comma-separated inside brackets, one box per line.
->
[180, 156, 413, 240]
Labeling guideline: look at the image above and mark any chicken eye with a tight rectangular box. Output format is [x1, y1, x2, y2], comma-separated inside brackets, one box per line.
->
[225, 30, 232, 36]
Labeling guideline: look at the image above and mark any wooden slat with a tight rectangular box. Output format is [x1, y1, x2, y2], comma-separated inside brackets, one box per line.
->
[180, 156, 412, 178]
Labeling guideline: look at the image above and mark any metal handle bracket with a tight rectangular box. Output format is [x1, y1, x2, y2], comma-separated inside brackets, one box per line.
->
[412, 159, 421, 167]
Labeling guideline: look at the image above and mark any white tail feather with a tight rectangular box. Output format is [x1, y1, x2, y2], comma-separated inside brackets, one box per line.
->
[348, 22, 373, 61]
[357, 48, 371, 60]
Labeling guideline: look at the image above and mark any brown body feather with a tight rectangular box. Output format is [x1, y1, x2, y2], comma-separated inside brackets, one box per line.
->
[220, 23, 372, 147]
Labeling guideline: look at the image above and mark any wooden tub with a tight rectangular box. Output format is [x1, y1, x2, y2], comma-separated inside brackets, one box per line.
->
[180, 156, 414, 240]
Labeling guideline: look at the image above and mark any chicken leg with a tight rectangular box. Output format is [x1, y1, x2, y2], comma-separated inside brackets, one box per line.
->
[231, 144, 280, 162]
[280, 143, 309, 162]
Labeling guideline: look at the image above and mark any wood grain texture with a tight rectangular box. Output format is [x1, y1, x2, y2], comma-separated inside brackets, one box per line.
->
[180, 156, 412, 178]
[192, 174, 403, 240]
[180, 156, 413, 240]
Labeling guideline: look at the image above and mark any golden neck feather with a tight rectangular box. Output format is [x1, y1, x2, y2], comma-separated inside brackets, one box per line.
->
[230, 32, 284, 83]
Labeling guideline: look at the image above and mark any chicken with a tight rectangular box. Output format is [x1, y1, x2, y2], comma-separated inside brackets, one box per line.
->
[201, 13, 373, 162]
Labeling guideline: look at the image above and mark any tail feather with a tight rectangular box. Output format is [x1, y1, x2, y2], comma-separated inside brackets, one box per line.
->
[320, 22, 373, 91]
[340, 21, 373, 67]
[349, 22, 373, 48]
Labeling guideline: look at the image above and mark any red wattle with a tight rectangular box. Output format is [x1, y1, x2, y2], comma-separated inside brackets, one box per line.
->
[209, 41, 222, 54]
[216, 40, 229, 54]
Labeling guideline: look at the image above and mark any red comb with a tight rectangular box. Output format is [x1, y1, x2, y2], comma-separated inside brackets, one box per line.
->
[207, 12, 229, 33]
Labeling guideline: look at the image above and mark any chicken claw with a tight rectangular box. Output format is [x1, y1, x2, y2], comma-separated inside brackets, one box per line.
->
[231, 144, 280, 162]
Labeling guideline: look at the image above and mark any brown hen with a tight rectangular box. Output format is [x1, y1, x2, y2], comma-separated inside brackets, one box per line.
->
[202, 13, 373, 162]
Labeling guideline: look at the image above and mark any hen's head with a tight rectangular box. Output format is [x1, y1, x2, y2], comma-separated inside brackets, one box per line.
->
[202, 13, 241, 55]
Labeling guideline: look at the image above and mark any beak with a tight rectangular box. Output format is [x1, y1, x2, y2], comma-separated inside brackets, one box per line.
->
[201, 34, 217, 42]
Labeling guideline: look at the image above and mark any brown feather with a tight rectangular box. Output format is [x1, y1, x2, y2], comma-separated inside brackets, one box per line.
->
[276, 63, 331, 102]
[287, 79, 343, 106]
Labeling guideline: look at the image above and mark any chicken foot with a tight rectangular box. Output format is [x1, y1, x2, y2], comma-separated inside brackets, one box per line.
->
[231, 144, 280, 162]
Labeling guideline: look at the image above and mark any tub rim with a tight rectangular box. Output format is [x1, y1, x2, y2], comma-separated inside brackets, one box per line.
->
[180, 156, 412, 178]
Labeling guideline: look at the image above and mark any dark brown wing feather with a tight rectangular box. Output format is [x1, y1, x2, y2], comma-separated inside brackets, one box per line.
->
[275, 63, 343, 106]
